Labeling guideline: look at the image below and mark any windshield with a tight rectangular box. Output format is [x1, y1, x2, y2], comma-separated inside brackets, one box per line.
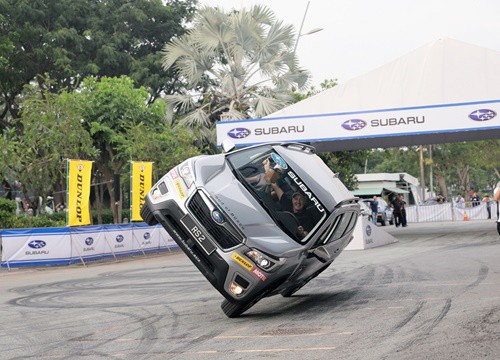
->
[227, 145, 327, 243]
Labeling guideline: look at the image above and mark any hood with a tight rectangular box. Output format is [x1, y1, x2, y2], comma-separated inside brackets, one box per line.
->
[194, 156, 302, 256]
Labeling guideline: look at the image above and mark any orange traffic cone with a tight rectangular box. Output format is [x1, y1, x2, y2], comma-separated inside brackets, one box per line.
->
[463, 211, 468, 221]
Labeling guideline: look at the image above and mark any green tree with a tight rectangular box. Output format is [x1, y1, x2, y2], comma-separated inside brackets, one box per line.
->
[0, 79, 97, 214]
[162, 5, 310, 150]
[0, 0, 197, 129]
[77, 75, 200, 223]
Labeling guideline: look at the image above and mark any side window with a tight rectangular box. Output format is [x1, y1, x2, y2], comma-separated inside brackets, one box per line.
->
[330, 212, 353, 242]
[341, 212, 358, 238]
[316, 212, 357, 246]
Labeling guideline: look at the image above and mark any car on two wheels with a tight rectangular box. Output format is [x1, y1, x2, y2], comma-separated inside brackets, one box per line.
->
[141, 142, 360, 317]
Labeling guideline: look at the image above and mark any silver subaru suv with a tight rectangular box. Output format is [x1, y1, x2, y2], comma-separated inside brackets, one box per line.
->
[141, 142, 359, 317]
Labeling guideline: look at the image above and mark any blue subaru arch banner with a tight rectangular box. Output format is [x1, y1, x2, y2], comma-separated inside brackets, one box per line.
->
[216, 100, 500, 151]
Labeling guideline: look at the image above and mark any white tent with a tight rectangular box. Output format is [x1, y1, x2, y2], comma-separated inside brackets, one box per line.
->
[216, 38, 500, 151]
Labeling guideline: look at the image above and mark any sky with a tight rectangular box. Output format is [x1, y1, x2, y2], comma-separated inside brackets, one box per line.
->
[200, 0, 500, 88]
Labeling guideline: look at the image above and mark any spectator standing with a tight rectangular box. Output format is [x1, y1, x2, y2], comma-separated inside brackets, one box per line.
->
[436, 193, 445, 204]
[455, 193, 465, 209]
[470, 192, 481, 207]
[390, 195, 402, 227]
[370, 196, 379, 225]
[494, 182, 500, 236]
[482, 194, 492, 219]
[399, 194, 408, 227]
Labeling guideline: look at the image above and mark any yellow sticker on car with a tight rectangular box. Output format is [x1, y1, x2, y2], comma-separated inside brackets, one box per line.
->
[173, 178, 187, 199]
[231, 253, 253, 271]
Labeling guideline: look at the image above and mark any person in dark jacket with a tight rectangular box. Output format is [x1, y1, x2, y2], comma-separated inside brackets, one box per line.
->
[399, 194, 408, 227]
[391, 195, 402, 227]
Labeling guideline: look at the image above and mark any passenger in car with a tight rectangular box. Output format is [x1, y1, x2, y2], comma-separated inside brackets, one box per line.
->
[271, 182, 316, 238]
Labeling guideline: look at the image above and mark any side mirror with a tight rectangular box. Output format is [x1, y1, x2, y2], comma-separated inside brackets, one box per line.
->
[221, 138, 236, 153]
[308, 246, 331, 263]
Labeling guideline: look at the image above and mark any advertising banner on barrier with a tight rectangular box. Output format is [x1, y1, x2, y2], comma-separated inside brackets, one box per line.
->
[67, 159, 93, 226]
[1, 223, 177, 268]
[103, 224, 134, 255]
[1, 227, 71, 266]
[130, 161, 153, 222]
[132, 222, 160, 251]
[70, 226, 106, 261]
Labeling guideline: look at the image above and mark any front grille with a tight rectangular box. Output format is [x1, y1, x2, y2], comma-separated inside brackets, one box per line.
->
[187, 191, 242, 250]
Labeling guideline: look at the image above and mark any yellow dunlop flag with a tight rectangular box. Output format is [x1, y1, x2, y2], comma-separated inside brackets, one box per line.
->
[130, 161, 153, 221]
[67, 160, 93, 226]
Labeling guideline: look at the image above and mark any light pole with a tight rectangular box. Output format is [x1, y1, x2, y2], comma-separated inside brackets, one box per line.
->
[293, 1, 323, 54]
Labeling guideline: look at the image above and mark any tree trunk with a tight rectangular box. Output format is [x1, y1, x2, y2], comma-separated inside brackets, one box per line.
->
[435, 172, 448, 197]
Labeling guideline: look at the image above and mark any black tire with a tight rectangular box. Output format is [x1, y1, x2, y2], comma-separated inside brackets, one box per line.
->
[140, 204, 158, 225]
[281, 283, 304, 298]
[221, 299, 255, 318]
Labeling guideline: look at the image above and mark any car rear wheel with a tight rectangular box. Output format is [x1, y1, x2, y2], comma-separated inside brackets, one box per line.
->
[221, 298, 258, 318]
[281, 283, 304, 297]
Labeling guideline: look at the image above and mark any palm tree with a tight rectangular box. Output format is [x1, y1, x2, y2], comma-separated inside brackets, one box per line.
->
[161, 5, 310, 148]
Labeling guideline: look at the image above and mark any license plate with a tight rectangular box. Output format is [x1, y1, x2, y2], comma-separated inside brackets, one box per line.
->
[180, 215, 216, 255]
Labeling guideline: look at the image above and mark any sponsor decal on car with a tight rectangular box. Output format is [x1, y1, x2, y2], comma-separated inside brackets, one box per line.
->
[169, 167, 180, 179]
[231, 253, 253, 271]
[227, 128, 251, 139]
[270, 153, 288, 169]
[252, 268, 267, 281]
[469, 109, 496, 121]
[287, 171, 325, 212]
[173, 178, 187, 199]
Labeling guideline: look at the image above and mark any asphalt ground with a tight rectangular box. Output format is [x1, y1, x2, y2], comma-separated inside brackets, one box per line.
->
[1, 220, 499, 359]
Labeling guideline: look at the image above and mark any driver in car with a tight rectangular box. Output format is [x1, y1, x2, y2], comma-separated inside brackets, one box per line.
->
[271, 183, 316, 238]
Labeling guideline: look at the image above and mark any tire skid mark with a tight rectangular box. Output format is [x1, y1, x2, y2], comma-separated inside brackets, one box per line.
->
[393, 301, 425, 331]
[394, 298, 452, 353]
[465, 264, 489, 291]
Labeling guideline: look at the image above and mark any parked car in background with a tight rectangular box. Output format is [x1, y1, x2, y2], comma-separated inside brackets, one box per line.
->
[358, 199, 373, 222]
[141, 141, 360, 317]
[362, 198, 393, 226]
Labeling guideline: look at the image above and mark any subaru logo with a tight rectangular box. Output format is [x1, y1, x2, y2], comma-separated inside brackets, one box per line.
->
[116, 234, 124, 243]
[211, 210, 224, 224]
[270, 153, 288, 169]
[469, 109, 496, 121]
[144, 232, 151, 240]
[28, 240, 46, 249]
[227, 128, 251, 139]
[366, 225, 372, 236]
[85, 237, 94, 246]
[342, 119, 367, 131]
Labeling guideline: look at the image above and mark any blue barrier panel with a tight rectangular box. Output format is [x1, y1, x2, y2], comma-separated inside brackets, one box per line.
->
[1, 223, 179, 268]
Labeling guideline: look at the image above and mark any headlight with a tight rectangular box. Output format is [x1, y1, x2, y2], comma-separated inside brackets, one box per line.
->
[245, 249, 275, 270]
[179, 162, 195, 188]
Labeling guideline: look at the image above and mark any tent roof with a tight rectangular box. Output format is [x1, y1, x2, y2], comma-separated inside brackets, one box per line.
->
[270, 38, 500, 117]
[271, 38, 500, 151]
[216, 38, 500, 151]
